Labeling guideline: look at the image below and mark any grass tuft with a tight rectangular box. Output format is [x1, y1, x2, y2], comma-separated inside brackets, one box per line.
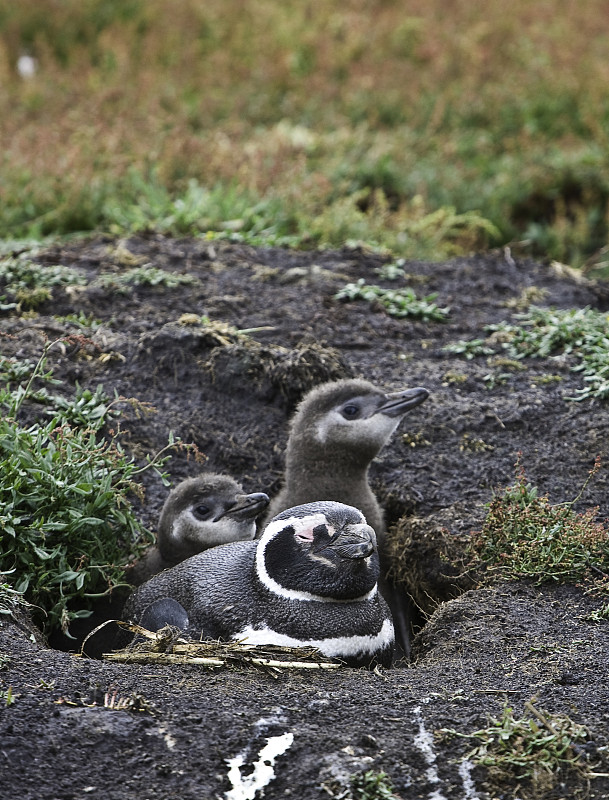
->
[335, 278, 450, 322]
[0, 254, 86, 311]
[350, 770, 400, 800]
[441, 700, 595, 791]
[469, 456, 609, 591]
[97, 265, 199, 291]
[0, 338, 188, 636]
[0, 571, 32, 617]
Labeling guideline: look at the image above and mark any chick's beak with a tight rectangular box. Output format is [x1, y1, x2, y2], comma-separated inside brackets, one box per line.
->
[377, 386, 429, 418]
[214, 492, 270, 522]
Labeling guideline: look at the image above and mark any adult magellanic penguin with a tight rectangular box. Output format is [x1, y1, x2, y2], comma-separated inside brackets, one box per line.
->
[121, 501, 395, 668]
[264, 378, 430, 660]
[130, 473, 269, 585]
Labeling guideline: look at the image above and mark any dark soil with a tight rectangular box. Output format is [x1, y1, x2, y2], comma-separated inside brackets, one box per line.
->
[1, 235, 608, 800]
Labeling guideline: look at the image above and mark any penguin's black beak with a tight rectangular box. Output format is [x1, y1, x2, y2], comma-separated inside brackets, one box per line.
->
[377, 386, 429, 418]
[214, 492, 270, 522]
[330, 523, 376, 560]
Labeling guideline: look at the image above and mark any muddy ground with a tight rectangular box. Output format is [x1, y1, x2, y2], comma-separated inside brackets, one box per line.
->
[1, 235, 608, 800]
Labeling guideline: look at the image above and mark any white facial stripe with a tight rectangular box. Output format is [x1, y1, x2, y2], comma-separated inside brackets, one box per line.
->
[167, 518, 180, 545]
[258, 513, 328, 547]
[256, 513, 375, 603]
[236, 618, 394, 658]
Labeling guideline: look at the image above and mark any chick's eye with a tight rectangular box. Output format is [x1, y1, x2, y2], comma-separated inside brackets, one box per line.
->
[193, 504, 211, 520]
[341, 404, 360, 419]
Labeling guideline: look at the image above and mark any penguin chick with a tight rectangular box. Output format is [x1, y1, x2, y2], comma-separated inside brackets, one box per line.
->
[130, 473, 269, 585]
[264, 378, 429, 659]
[122, 501, 395, 668]
[266, 378, 429, 532]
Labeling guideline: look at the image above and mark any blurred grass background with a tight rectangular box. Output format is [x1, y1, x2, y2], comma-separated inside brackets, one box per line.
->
[1, 0, 608, 267]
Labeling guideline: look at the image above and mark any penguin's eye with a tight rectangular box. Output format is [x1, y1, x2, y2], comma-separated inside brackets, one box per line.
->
[341, 403, 360, 420]
[192, 504, 212, 520]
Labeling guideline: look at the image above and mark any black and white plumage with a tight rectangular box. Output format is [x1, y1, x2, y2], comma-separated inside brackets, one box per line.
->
[122, 501, 395, 667]
[129, 473, 269, 585]
[264, 378, 430, 660]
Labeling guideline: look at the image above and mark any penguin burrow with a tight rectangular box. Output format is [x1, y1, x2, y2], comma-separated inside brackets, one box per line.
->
[121, 501, 395, 668]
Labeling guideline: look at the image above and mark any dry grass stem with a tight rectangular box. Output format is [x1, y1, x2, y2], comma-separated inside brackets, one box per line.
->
[104, 622, 343, 675]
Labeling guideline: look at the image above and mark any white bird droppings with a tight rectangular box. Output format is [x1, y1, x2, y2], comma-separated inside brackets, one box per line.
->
[412, 703, 481, 800]
[413, 705, 444, 792]
[225, 731, 294, 800]
[458, 760, 480, 800]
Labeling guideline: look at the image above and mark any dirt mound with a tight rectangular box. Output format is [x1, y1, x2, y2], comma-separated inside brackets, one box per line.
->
[1, 236, 608, 799]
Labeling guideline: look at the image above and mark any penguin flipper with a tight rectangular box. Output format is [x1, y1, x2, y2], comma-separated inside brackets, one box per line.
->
[139, 597, 190, 632]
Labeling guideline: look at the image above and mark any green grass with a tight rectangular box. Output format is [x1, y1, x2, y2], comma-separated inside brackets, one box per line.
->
[350, 770, 399, 800]
[585, 601, 609, 622]
[102, 177, 301, 245]
[54, 312, 103, 330]
[335, 278, 450, 322]
[0, 254, 86, 310]
[96, 265, 199, 291]
[1, 2, 609, 265]
[0, 248, 199, 309]
[441, 700, 593, 792]
[1, 687, 16, 707]
[470, 458, 609, 592]
[0, 339, 185, 637]
[0, 571, 31, 618]
[446, 305, 609, 401]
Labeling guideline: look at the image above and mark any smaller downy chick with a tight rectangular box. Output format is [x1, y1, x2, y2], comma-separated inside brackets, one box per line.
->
[130, 473, 269, 585]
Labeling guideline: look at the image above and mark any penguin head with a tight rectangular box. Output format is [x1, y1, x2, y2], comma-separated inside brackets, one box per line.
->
[289, 379, 429, 464]
[158, 473, 269, 563]
[255, 501, 380, 601]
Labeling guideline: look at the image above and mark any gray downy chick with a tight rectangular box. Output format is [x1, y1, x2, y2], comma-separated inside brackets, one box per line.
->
[129, 473, 269, 585]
